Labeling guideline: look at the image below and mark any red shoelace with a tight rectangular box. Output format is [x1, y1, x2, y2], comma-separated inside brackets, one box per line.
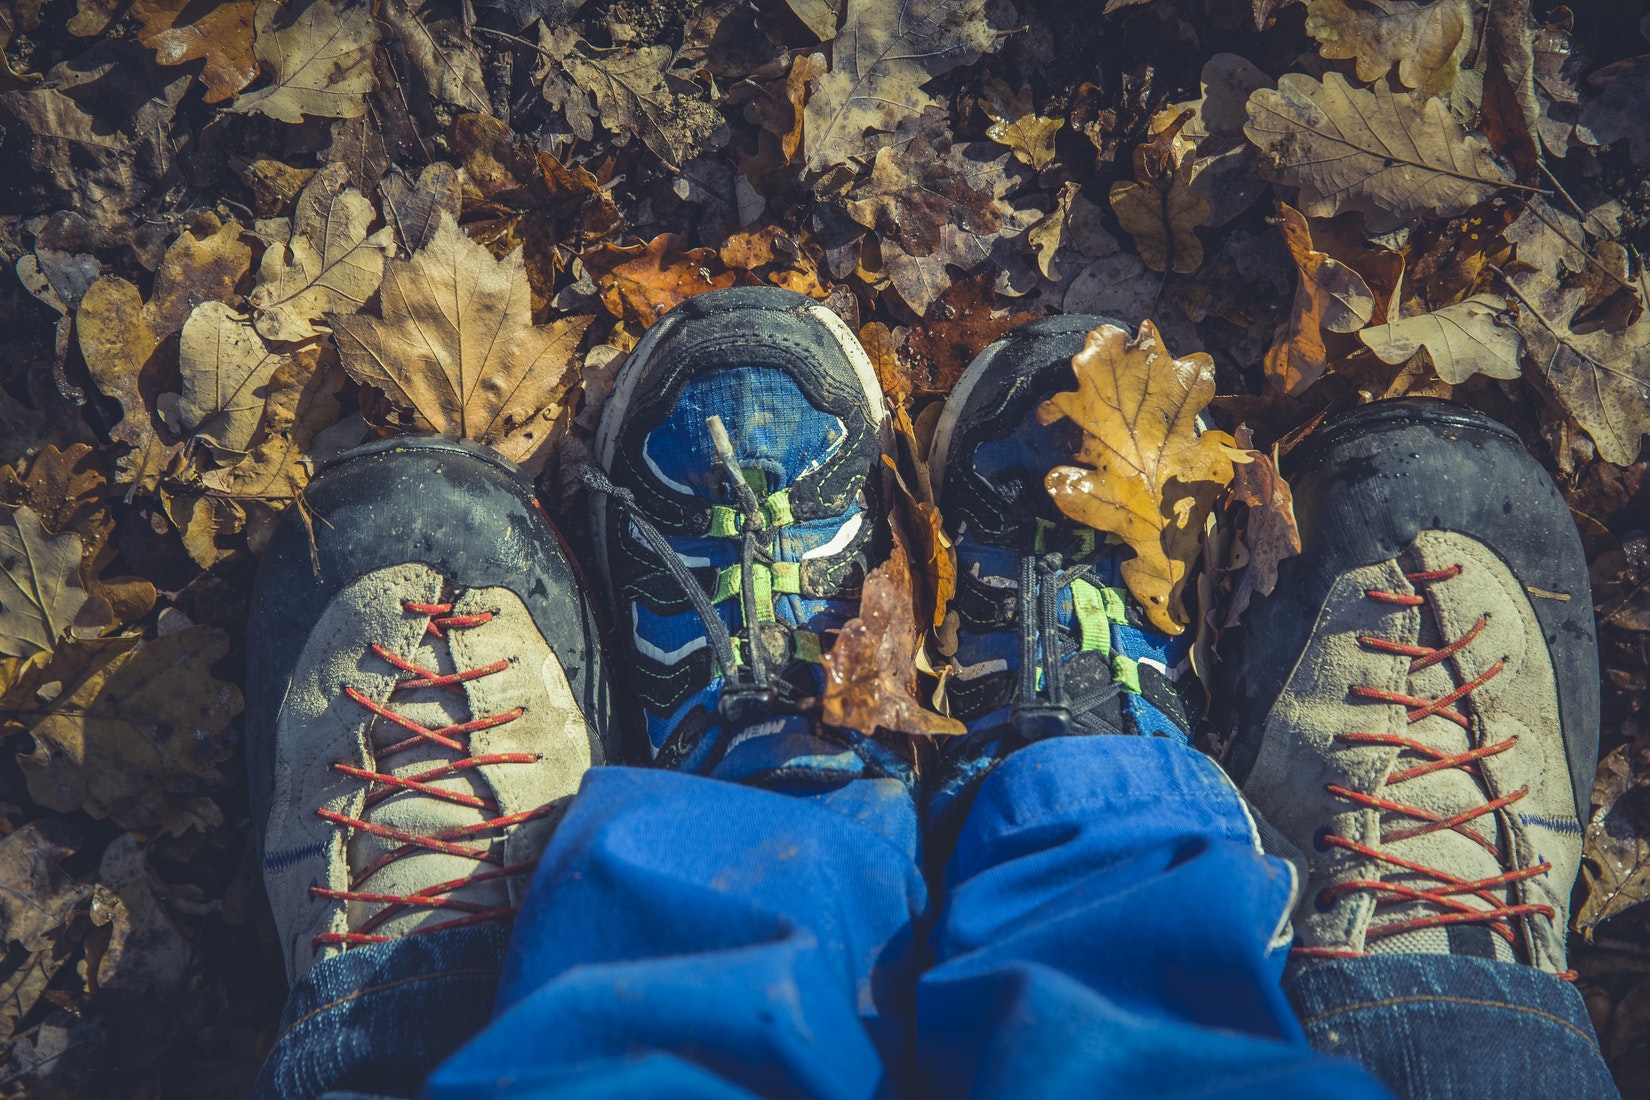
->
[310, 598, 547, 951]
[1297, 565, 1569, 975]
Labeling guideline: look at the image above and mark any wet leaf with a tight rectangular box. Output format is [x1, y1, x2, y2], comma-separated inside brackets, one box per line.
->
[133, 0, 259, 103]
[820, 533, 965, 737]
[1244, 71, 1513, 233]
[248, 162, 393, 342]
[331, 212, 595, 455]
[582, 232, 736, 327]
[802, 0, 997, 172]
[1579, 744, 1650, 936]
[556, 42, 729, 170]
[907, 273, 1035, 394]
[17, 625, 242, 836]
[981, 75, 1063, 171]
[1264, 203, 1375, 396]
[1304, 0, 1470, 92]
[1041, 321, 1242, 634]
[232, 0, 381, 124]
[1359, 295, 1524, 384]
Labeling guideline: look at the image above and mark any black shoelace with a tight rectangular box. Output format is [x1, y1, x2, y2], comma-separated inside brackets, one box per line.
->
[1011, 551, 1126, 740]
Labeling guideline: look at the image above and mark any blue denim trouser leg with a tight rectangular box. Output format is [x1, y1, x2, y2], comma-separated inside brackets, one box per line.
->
[1287, 954, 1619, 1099]
[423, 736, 1390, 1098]
[250, 924, 508, 1100]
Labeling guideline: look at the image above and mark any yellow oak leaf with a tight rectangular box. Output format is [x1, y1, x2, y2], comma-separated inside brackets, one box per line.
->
[981, 75, 1064, 172]
[1040, 321, 1242, 634]
[330, 211, 593, 452]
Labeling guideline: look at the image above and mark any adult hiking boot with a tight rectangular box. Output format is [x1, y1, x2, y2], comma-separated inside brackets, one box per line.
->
[588, 286, 910, 786]
[1215, 398, 1598, 975]
[246, 437, 613, 983]
[926, 316, 1199, 822]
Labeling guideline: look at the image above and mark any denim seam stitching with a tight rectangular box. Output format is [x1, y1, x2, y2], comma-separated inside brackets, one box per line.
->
[1298, 993, 1600, 1051]
[276, 966, 501, 1043]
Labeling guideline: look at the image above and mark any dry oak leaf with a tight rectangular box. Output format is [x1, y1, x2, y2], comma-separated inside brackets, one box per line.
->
[1222, 428, 1301, 627]
[820, 535, 965, 737]
[1028, 181, 1118, 282]
[232, 0, 381, 124]
[1041, 321, 1242, 635]
[1508, 273, 1650, 467]
[77, 218, 253, 492]
[561, 43, 730, 171]
[803, 0, 997, 172]
[0, 507, 109, 661]
[1358, 295, 1523, 384]
[981, 75, 1064, 172]
[249, 162, 393, 342]
[158, 302, 292, 456]
[331, 212, 595, 457]
[133, 0, 259, 103]
[1244, 71, 1512, 234]
[1265, 203, 1375, 396]
[382, 0, 489, 113]
[1110, 175, 1208, 275]
[582, 232, 737, 328]
[17, 625, 242, 837]
[0, 821, 90, 954]
[1304, 0, 1470, 93]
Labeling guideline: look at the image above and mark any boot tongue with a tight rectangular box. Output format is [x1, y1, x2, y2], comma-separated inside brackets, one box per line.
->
[1365, 601, 1518, 964]
[345, 618, 509, 939]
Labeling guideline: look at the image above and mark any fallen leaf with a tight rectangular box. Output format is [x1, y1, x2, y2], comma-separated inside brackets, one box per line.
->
[1222, 429, 1301, 626]
[1358, 295, 1524, 384]
[1041, 320, 1241, 634]
[981, 74, 1064, 171]
[1264, 203, 1375, 396]
[198, 353, 342, 503]
[820, 533, 966, 737]
[133, 0, 259, 103]
[331, 212, 595, 450]
[802, 0, 997, 172]
[1508, 273, 1650, 467]
[1167, 54, 1274, 229]
[1579, 55, 1650, 166]
[1578, 743, 1650, 935]
[0, 507, 109, 661]
[248, 162, 393, 342]
[582, 232, 736, 327]
[907, 272, 1035, 394]
[558, 43, 729, 170]
[845, 141, 1002, 259]
[785, 0, 841, 41]
[1532, 20, 1585, 157]
[1244, 71, 1513, 233]
[0, 821, 90, 954]
[76, 219, 254, 492]
[381, 0, 489, 113]
[1110, 175, 1208, 274]
[1479, 0, 1542, 178]
[1028, 181, 1118, 281]
[240, 158, 318, 216]
[158, 303, 292, 456]
[380, 162, 462, 256]
[16, 626, 243, 836]
[1303, 0, 1470, 93]
[232, 0, 381, 124]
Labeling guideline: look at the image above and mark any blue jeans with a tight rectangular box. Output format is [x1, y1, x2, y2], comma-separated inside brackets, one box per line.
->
[250, 737, 1616, 1099]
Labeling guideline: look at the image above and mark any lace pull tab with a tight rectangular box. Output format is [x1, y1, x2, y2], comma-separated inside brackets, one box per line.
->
[719, 683, 776, 725]
[1011, 702, 1072, 740]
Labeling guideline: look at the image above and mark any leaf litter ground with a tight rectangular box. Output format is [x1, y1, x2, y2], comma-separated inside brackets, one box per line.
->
[2, 0, 1650, 1093]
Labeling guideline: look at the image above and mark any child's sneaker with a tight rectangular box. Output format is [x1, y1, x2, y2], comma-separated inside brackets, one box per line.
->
[246, 437, 614, 982]
[1215, 399, 1598, 975]
[589, 286, 910, 786]
[926, 316, 1200, 819]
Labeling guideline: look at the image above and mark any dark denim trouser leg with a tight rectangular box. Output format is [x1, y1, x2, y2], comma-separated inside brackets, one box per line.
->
[1287, 954, 1620, 1100]
[249, 924, 508, 1100]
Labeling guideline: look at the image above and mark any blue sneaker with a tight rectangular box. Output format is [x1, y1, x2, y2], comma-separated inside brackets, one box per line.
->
[588, 287, 910, 786]
[926, 316, 1200, 820]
